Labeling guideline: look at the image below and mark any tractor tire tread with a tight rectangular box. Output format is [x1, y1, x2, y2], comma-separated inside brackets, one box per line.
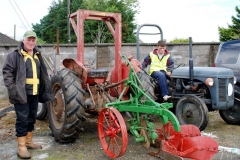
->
[175, 95, 209, 131]
[137, 70, 157, 101]
[48, 68, 85, 143]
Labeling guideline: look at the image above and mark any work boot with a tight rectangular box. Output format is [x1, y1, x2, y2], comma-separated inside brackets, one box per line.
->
[26, 132, 42, 149]
[17, 136, 31, 159]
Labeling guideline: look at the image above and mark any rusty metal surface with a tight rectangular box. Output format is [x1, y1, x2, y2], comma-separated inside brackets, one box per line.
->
[69, 9, 122, 92]
[152, 123, 218, 160]
[148, 149, 184, 160]
[63, 58, 88, 86]
[51, 89, 64, 130]
[140, 116, 150, 148]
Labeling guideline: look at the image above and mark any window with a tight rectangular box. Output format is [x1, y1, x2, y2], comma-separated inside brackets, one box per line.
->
[217, 42, 240, 64]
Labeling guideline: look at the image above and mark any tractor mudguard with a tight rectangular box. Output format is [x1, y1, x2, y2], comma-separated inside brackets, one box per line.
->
[62, 58, 88, 87]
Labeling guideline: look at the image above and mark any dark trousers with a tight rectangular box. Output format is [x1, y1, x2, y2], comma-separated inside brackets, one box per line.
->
[14, 95, 39, 137]
[151, 71, 169, 97]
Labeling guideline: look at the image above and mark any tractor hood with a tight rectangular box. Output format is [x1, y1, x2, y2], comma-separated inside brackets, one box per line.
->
[171, 67, 234, 79]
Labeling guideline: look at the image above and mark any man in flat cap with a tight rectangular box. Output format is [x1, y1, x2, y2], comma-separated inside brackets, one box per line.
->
[2, 31, 53, 159]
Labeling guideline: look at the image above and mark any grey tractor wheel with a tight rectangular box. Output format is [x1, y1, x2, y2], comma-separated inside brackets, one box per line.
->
[48, 68, 86, 143]
[137, 70, 157, 101]
[219, 97, 240, 125]
[175, 95, 209, 131]
[36, 102, 48, 120]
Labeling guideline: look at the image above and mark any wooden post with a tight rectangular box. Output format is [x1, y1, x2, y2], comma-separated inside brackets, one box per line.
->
[56, 27, 59, 55]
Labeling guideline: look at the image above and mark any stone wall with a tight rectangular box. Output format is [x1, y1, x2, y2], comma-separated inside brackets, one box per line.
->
[0, 42, 221, 100]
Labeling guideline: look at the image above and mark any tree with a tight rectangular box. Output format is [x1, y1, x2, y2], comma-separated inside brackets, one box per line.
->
[32, 0, 139, 44]
[169, 38, 189, 43]
[218, 6, 240, 41]
[218, 27, 235, 42]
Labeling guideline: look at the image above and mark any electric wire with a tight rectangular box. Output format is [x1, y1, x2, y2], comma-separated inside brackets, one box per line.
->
[8, 0, 45, 51]
[8, 0, 28, 31]
[13, 0, 31, 30]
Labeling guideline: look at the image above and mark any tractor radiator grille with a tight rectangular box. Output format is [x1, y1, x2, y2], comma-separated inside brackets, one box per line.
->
[218, 78, 234, 102]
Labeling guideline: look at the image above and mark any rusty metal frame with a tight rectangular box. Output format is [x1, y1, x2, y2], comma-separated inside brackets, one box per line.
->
[69, 9, 122, 86]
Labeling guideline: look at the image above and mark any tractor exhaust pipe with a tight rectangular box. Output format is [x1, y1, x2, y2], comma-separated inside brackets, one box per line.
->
[189, 37, 194, 86]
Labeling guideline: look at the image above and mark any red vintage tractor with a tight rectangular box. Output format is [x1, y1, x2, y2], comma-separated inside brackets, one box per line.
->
[48, 9, 218, 159]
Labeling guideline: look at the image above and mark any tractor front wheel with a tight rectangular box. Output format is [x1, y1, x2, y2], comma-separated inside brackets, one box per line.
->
[175, 95, 209, 131]
[219, 97, 240, 125]
[98, 107, 128, 159]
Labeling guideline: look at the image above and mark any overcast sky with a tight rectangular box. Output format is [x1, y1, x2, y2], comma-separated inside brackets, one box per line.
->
[0, 0, 238, 42]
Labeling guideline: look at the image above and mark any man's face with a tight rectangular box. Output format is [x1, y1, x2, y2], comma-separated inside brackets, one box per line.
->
[158, 45, 165, 54]
[23, 37, 36, 52]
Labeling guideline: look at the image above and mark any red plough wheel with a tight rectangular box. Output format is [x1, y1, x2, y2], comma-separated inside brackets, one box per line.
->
[98, 107, 128, 159]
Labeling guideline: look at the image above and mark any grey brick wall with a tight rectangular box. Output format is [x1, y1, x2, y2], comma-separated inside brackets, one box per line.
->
[0, 42, 220, 100]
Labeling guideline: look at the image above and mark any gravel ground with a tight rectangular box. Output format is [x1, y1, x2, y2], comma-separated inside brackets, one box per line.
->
[0, 100, 240, 160]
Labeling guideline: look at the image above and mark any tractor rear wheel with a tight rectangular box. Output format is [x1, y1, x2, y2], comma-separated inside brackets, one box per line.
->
[48, 68, 86, 143]
[137, 70, 157, 101]
[175, 95, 209, 131]
[219, 97, 240, 125]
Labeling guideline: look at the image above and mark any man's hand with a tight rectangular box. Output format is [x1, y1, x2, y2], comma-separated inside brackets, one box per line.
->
[166, 72, 171, 77]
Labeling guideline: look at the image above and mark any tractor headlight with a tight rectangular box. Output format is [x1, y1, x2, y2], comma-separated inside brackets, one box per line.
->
[234, 76, 237, 84]
[206, 78, 214, 87]
[228, 83, 233, 96]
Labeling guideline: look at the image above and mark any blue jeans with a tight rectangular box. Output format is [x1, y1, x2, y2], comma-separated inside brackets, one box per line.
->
[151, 71, 169, 97]
[14, 95, 39, 137]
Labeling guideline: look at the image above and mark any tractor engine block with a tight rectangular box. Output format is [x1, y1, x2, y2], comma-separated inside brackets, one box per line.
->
[84, 84, 117, 114]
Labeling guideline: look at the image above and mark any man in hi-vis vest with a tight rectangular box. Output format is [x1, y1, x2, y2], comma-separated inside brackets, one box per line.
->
[142, 40, 174, 101]
[2, 31, 53, 159]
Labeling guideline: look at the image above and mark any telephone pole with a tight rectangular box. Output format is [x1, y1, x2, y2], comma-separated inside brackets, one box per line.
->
[67, 0, 71, 43]
[14, 25, 16, 40]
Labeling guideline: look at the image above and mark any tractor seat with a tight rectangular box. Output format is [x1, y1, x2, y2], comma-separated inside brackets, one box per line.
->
[88, 67, 109, 77]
